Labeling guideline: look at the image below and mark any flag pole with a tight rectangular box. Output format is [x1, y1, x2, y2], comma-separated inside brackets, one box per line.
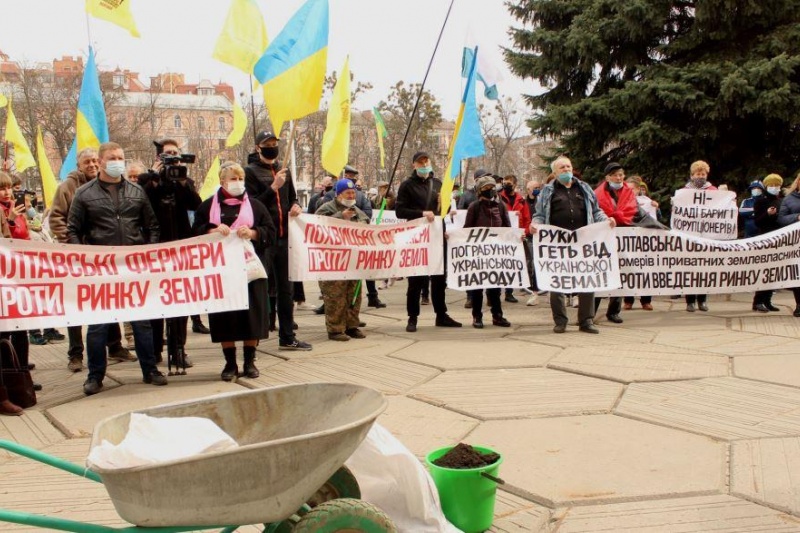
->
[282, 121, 297, 170]
[248, 75, 258, 144]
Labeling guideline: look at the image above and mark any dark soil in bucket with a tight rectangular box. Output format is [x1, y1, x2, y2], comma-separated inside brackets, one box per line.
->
[433, 443, 500, 469]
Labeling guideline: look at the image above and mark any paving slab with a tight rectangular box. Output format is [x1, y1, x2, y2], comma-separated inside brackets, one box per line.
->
[0, 411, 65, 463]
[47, 381, 249, 437]
[257, 332, 414, 360]
[732, 315, 800, 338]
[731, 436, 800, 515]
[390, 339, 559, 370]
[246, 355, 440, 394]
[552, 494, 800, 532]
[376, 396, 479, 457]
[617, 377, 800, 440]
[30, 368, 118, 410]
[510, 326, 654, 348]
[467, 415, 724, 506]
[490, 490, 552, 532]
[549, 346, 729, 383]
[653, 328, 800, 356]
[734, 354, 800, 389]
[412, 368, 623, 420]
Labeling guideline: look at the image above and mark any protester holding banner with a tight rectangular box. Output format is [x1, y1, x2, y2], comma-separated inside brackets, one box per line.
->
[740, 180, 765, 238]
[777, 173, 800, 317]
[524, 178, 543, 306]
[67, 142, 166, 395]
[499, 174, 531, 304]
[307, 175, 334, 214]
[0, 206, 23, 416]
[245, 131, 312, 351]
[193, 162, 274, 380]
[683, 160, 716, 312]
[314, 178, 370, 341]
[464, 175, 513, 328]
[593, 162, 637, 323]
[751, 174, 785, 312]
[530, 156, 614, 334]
[395, 151, 462, 332]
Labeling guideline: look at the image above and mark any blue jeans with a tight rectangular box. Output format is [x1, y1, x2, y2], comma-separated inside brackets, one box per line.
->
[87, 321, 157, 382]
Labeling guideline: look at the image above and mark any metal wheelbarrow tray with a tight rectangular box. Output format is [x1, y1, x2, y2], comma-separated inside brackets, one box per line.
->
[88, 382, 387, 527]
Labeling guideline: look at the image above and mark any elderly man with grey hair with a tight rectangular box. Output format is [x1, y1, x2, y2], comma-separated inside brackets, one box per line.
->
[529, 156, 615, 334]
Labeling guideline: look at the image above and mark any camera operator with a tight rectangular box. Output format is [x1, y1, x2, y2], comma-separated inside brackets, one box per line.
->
[137, 139, 202, 369]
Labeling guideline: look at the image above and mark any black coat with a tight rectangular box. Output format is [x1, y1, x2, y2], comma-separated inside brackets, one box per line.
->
[395, 173, 442, 220]
[464, 198, 511, 228]
[778, 191, 800, 227]
[137, 171, 202, 242]
[754, 193, 782, 235]
[244, 159, 299, 240]
[193, 191, 275, 342]
[67, 179, 159, 246]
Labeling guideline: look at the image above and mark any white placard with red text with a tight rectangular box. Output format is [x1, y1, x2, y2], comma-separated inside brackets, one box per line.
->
[0, 234, 249, 330]
[288, 214, 444, 281]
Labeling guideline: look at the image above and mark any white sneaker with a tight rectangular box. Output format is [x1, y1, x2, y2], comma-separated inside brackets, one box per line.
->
[295, 302, 318, 311]
[526, 295, 538, 306]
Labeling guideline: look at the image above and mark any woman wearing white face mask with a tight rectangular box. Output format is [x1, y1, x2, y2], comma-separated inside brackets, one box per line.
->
[192, 162, 275, 381]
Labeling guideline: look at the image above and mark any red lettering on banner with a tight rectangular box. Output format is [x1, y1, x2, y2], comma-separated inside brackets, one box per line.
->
[159, 273, 224, 305]
[399, 248, 428, 268]
[76, 281, 150, 311]
[304, 224, 376, 246]
[0, 284, 64, 319]
[308, 248, 351, 272]
[355, 249, 396, 270]
[125, 242, 224, 274]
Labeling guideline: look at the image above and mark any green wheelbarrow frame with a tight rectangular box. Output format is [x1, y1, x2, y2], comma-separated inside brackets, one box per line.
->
[0, 439, 305, 533]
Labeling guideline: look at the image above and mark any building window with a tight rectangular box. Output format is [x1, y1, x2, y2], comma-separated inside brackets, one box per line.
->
[113, 73, 124, 87]
[174, 115, 182, 129]
[198, 117, 205, 131]
[218, 117, 225, 132]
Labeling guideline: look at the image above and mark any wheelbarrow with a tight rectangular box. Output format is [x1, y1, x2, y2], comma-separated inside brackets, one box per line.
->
[0, 383, 396, 532]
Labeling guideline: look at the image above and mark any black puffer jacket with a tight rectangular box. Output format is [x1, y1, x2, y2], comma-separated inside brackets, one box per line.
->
[66, 179, 159, 246]
[245, 160, 299, 240]
[395, 173, 442, 220]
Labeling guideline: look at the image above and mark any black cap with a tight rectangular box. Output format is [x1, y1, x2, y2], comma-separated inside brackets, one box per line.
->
[412, 151, 430, 163]
[473, 168, 492, 180]
[255, 131, 277, 144]
[343, 164, 358, 175]
[604, 162, 623, 175]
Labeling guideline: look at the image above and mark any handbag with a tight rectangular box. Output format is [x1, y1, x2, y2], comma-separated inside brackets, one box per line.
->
[0, 338, 37, 408]
[242, 239, 268, 282]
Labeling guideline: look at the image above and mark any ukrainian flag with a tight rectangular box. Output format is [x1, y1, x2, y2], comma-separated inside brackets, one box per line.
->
[76, 47, 109, 152]
[252, 0, 328, 135]
[440, 47, 485, 216]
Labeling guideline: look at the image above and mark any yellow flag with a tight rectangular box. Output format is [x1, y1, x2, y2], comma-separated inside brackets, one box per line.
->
[225, 101, 247, 148]
[321, 56, 351, 177]
[85, 0, 140, 38]
[4, 98, 36, 172]
[213, 0, 268, 73]
[199, 156, 221, 200]
[0, 94, 7, 108]
[36, 127, 59, 208]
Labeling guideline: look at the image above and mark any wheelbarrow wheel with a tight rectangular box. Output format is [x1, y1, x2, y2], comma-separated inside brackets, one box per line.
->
[306, 466, 361, 508]
[292, 498, 396, 533]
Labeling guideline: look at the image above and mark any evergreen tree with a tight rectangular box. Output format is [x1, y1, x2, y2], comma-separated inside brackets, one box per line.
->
[506, 0, 800, 190]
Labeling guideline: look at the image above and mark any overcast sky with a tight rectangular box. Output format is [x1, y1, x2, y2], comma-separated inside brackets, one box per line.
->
[1, 0, 541, 123]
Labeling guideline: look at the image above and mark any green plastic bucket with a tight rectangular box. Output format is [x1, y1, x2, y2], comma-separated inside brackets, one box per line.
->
[425, 445, 503, 533]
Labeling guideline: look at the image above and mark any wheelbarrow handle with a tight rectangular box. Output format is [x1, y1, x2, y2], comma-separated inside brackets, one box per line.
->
[480, 472, 505, 484]
[0, 439, 101, 483]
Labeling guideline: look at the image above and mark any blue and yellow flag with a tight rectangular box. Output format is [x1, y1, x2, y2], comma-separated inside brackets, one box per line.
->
[252, 0, 328, 135]
[440, 47, 485, 216]
[59, 138, 78, 179]
[321, 56, 351, 177]
[76, 47, 109, 152]
[213, 0, 269, 74]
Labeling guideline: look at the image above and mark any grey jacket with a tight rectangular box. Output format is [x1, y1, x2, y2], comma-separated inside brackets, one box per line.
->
[532, 178, 608, 226]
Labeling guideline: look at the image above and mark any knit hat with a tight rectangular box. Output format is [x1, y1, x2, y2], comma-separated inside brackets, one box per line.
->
[473, 168, 492, 180]
[335, 178, 355, 196]
[476, 176, 495, 191]
[763, 174, 783, 187]
[747, 180, 765, 191]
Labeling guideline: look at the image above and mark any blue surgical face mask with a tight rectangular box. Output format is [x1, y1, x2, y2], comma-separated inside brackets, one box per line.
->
[416, 166, 432, 178]
[26, 207, 37, 219]
[532, 189, 540, 197]
[608, 181, 623, 190]
[768, 187, 781, 196]
[751, 189, 763, 197]
[105, 160, 126, 178]
[557, 172, 573, 184]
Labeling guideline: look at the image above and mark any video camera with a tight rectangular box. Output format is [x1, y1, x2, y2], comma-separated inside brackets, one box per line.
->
[154, 141, 196, 182]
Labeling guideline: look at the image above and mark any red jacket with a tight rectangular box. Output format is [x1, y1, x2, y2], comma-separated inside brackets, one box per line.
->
[499, 190, 532, 235]
[594, 182, 638, 227]
[0, 201, 29, 239]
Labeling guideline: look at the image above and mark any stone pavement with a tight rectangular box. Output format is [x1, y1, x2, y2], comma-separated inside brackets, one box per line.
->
[4, 286, 800, 532]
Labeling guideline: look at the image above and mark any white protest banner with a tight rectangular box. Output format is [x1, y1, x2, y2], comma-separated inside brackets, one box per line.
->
[370, 210, 406, 225]
[288, 214, 444, 281]
[446, 227, 528, 291]
[603, 225, 800, 296]
[0, 234, 249, 331]
[533, 223, 620, 293]
[637, 196, 658, 219]
[671, 189, 737, 240]
[444, 209, 519, 230]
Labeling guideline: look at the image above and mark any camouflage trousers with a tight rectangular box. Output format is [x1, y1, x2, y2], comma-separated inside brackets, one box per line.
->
[319, 280, 362, 334]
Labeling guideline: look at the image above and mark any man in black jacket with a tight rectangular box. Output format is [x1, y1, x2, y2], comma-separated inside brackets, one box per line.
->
[395, 151, 461, 332]
[245, 131, 312, 351]
[137, 139, 204, 366]
[67, 142, 167, 395]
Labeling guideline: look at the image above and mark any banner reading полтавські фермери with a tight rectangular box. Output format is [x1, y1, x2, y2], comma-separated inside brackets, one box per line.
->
[0, 234, 249, 331]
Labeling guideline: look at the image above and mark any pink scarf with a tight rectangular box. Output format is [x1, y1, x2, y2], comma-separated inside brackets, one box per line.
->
[209, 189, 254, 230]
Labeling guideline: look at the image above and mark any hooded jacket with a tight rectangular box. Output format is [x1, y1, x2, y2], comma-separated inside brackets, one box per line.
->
[245, 159, 299, 240]
[49, 170, 92, 243]
[395, 172, 442, 220]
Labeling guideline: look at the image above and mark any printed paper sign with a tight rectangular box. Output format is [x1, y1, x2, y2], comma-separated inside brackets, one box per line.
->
[532, 223, 620, 293]
[288, 214, 444, 281]
[671, 189, 737, 240]
[370, 210, 406, 225]
[446, 227, 528, 291]
[0, 234, 249, 330]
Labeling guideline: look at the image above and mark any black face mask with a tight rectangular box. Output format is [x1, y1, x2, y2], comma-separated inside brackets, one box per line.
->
[480, 188, 496, 199]
[260, 146, 279, 160]
[324, 185, 333, 192]
[503, 184, 514, 194]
